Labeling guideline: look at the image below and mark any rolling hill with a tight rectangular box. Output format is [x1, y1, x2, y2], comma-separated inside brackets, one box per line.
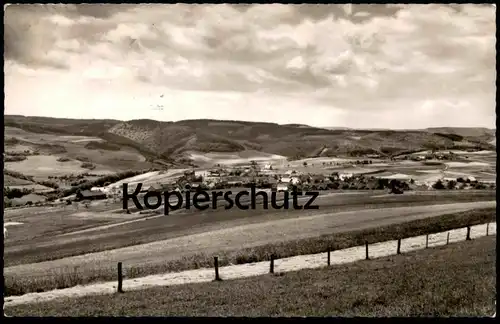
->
[4, 115, 496, 167]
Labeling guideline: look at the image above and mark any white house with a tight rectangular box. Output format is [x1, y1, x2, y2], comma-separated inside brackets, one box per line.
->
[339, 173, 353, 181]
[280, 177, 292, 183]
[263, 164, 273, 170]
[290, 176, 301, 185]
[277, 183, 289, 191]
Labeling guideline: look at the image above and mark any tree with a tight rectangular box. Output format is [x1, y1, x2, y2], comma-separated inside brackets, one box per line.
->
[303, 161, 308, 167]
[433, 180, 445, 190]
[331, 182, 340, 190]
[447, 180, 457, 190]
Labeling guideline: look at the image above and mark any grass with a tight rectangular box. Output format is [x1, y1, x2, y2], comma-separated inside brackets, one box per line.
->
[3, 207, 495, 297]
[5, 191, 495, 267]
[5, 236, 496, 316]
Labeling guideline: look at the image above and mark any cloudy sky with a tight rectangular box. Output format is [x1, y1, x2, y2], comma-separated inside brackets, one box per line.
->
[4, 4, 496, 129]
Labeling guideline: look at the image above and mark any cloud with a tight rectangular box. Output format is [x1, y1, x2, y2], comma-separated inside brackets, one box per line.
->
[4, 4, 496, 128]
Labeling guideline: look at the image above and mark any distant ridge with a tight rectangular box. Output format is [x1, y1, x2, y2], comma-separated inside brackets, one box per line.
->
[4, 115, 495, 166]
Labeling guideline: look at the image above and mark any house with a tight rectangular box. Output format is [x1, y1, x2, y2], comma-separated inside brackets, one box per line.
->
[339, 173, 353, 181]
[277, 183, 290, 192]
[208, 170, 220, 177]
[76, 189, 106, 201]
[263, 164, 273, 170]
[190, 183, 202, 191]
[280, 177, 292, 183]
[290, 176, 301, 185]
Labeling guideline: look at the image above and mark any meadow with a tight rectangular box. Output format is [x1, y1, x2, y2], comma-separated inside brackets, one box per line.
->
[4, 207, 495, 297]
[5, 236, 496, 316]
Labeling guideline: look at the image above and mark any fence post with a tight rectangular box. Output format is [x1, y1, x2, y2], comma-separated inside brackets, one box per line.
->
[425, 234, 429, 249]
[397, 238, 401, 254]
[117, 262, 123, 293]
[446, 232, 450, 245]
[270, 254, 275, 274]
[486, 223, 489, 236]
[214, 256, 221, 281]
[466, 226, 471, 241]
[365, 241, 369, 260]
[327, 249, 331, 266]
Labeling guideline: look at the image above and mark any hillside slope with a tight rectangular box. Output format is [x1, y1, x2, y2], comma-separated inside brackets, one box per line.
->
[4, 115, 496, 166]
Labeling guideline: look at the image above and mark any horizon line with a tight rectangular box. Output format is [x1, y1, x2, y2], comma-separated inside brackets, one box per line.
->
[4, 114, 496, 131]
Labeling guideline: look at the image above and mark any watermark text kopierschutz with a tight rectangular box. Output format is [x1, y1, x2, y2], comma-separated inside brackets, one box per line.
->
[122, 183, 319, 215]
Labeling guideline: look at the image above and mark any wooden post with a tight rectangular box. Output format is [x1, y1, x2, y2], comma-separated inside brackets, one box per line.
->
[446, 232, 450, 245]
[425, 234, 429, 249]
[486, 223, 489, 236]
[270, 254, 275, 274]
[397, 238, 401, 254]
[365, 241, 369, 260]
[117, 262, 123, 293]
[466, 226, 471, 241]
[327, 250, 331, 266]
[214, 257, 221, 281]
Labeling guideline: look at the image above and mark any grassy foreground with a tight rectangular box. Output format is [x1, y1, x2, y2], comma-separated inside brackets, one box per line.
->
[6, 236, 496, 316]
[8, 191, 495, 267]
[4, 207, 496, 297]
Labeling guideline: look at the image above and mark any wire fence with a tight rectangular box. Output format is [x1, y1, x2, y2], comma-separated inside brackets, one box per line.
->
[118, 222, 495, 292]
[7, 222, 494, 296]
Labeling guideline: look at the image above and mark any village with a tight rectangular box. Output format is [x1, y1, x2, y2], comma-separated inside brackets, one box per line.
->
[4, 148, 495, 208]
[73, 155, 494, 203]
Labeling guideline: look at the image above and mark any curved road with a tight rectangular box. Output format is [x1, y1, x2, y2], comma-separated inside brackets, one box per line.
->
[5, 200, 495, 277]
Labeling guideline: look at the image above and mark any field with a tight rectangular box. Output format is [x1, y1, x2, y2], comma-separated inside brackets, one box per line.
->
[5, 236, 496, 316]
[187, 150, 287, 167]
[4, 204, 496, 296]
[4, 126, 154, 184]
[4, 190, 495, 267]
[3, 116, 497, 315]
